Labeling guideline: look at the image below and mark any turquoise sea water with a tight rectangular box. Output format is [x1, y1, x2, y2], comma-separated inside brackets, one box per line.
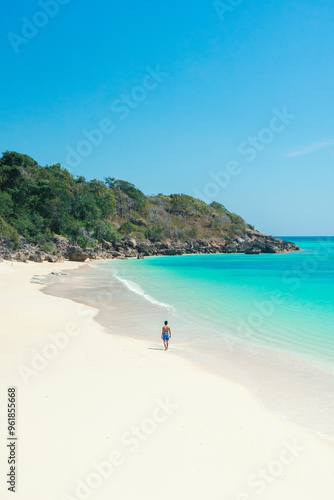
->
[94, 236, 334, 439]
[107, 237, 334, 373]
[49, 237, 334, 439]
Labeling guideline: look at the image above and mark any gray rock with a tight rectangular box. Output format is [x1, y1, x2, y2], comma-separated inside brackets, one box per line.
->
[67, 246, 90, 262]
[101, 240, 114, 250]
[245, 247, 261, 255]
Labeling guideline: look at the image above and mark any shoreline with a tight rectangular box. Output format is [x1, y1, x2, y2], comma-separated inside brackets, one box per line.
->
[1, 260, 334, 499]
[0, 231, 301, 264]
[46, 259, 334, 444]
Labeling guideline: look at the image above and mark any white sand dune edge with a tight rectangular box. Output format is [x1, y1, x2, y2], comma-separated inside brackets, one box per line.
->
[1, 260, 333, 500]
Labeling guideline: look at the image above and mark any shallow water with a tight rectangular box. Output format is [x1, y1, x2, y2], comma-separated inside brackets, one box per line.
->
[45, 237, 334, 440]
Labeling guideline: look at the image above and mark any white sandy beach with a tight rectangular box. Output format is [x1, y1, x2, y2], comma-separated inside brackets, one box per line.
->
[1, 260, 334, 499]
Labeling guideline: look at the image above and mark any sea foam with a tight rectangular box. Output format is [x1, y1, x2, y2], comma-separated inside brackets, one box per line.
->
[113, 274, 175, 313]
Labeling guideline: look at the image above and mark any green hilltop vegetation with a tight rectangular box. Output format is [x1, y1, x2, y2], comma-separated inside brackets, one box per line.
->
[0, 151, 254, 251]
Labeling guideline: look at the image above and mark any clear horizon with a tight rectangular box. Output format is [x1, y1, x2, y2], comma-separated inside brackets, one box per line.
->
[1, 0, 333, 236]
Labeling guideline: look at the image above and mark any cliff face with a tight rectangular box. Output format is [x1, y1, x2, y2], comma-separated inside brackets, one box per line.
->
[0, 231, 300, 263]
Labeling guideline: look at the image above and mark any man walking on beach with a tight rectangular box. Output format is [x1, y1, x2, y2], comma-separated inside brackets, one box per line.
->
[161, 321, 171, 351]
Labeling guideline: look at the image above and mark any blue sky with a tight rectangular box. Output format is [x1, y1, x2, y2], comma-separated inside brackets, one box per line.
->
[1, 0, 333, 235]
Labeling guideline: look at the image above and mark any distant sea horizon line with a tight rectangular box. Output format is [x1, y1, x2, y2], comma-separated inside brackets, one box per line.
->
[276, 235, 334, 238]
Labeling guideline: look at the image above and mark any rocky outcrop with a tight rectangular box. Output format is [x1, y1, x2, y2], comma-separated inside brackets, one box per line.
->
[67, 246, 91, 262]
[0, 231, 300, 263]
[54, 234, 70, 255]
[0, 236, 66, 263]
[238, 233, 299, 255]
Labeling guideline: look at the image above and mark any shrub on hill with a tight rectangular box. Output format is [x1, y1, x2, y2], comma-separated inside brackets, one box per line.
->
[0, 151, 253, 247]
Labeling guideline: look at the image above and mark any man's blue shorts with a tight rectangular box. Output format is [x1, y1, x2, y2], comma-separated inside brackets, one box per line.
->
[163, 333, 170, 341]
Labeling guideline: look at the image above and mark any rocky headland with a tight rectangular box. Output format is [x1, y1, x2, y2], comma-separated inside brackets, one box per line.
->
[0, 231, 300, 263]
